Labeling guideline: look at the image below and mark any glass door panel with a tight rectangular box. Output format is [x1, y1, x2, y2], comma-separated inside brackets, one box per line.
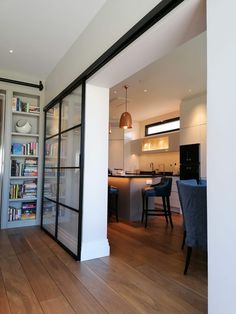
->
[61, 86, 82, 132]
[57, 206, 79, 254]
[45, 136, 59, 168]
[59, 169, 80, 209]
[46, 103, 60, 137]
[60, 128, 81, 167]
[42, 198, 57, 236]
[42, 83, 83, 259]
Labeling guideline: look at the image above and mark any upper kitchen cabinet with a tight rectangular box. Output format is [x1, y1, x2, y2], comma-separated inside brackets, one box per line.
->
[141, 131, 179, 153]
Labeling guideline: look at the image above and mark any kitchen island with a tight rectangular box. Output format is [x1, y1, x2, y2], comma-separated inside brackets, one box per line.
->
[108, 174, 180, 222]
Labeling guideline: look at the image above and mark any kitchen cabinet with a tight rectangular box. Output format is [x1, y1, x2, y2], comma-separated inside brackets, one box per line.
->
[135, 131, 180, 154]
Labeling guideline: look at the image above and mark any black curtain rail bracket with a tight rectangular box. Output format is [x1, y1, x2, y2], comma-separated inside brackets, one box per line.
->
[0, 77, 43, 91]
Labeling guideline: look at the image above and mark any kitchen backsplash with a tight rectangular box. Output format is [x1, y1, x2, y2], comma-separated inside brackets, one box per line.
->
[138, 151, 180, 173]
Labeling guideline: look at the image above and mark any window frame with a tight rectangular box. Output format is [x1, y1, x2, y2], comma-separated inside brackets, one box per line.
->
[145, 117, 180, 137]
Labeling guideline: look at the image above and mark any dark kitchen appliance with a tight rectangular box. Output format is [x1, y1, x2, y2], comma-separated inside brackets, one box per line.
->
[180, 144, 200, 181]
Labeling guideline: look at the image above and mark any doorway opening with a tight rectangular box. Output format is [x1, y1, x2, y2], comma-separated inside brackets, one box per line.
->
[86, 0, 207, 307]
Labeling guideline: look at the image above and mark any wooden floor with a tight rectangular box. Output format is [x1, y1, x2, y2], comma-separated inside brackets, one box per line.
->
[0, 214, 207, 313]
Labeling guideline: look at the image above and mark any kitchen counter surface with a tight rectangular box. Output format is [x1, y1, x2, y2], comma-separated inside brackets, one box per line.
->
[109, 174, 180, 178]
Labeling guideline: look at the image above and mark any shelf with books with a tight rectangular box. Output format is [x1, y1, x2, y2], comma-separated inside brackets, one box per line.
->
[12, 95, 40, 114]
[8, 201, 36, 222]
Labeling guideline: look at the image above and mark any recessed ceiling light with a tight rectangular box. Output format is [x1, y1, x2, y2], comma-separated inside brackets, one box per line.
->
[9, 49, 13, 54]
[144, 89, 148, 93]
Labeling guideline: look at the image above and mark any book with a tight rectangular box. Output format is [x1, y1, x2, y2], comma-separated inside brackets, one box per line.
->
[21, 202, 36, 220]
[8, 206, 21, 221]
[11, 143, 23, 155]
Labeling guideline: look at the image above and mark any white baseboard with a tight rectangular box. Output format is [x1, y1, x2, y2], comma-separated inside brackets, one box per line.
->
[80, 238, 110, 261]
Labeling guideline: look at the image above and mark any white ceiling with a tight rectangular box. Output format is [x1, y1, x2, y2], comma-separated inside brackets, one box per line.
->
[87, 0, 206, 122]
[110, 31, 206, 122]
[0, 0, 106, 79]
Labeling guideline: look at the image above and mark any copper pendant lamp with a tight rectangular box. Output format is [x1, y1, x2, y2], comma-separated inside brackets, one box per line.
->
[119, 85, 132, 129]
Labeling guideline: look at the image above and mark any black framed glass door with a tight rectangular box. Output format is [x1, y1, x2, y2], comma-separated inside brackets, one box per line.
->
[41, 84, 84, 259]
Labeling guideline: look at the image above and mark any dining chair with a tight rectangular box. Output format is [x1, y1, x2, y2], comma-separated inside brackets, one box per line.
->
[177, 181, 207, 274]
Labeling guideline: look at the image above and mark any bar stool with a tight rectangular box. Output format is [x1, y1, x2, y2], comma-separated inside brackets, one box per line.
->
[108, 185, 119, 222]
[142, 177, 173, 228]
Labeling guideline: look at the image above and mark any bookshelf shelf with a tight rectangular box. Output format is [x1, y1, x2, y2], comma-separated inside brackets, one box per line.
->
[7, 219, 38, 228]
[9, 197, 38, 202]
[12, 111, 40, 117]
[10, 176, 38, 179]
[11, 154, 38, 158]
[11, 132, 39, 137]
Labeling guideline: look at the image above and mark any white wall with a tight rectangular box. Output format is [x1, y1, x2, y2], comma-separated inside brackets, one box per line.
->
[180, 93, 206, 178]
[208, 2, 236, 313]
[81, 84, 110, 261]
[45, 0, 161, 103]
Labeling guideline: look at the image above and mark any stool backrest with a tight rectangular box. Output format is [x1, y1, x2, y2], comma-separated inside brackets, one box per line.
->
[154, 177, 172, 196]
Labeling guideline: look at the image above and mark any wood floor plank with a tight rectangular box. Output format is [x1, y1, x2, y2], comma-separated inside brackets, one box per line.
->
[0, 231, 16, 259]
[0, 270, 11, 314]
[17, 251, 75, 314]
[38, 241, 139, 314]
[86, 256, 200, 314]
[109, 225, 207, 296]
[0, 255, 43, 314]
[40, 296, 76, 314]
[0, 214, 207, 313]
[23, 240, 107, 314]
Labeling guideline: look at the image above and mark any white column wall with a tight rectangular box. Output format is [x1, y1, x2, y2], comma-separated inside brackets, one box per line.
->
[208, 1, 236, 313]
[80, 84, 110, 261]
[180, 93, 207, 178]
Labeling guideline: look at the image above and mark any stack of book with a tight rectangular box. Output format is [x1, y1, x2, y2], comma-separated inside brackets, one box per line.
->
[9, 184, 23, 199]
[12, 97, 40, 113]
[21, 202, 36, 220]
[24, 158, 38, 176]
[11, 160, 24, 176]
[8, 206, 21, 221]
[23, 180, 37, 198]
[11, 142, 39, 156]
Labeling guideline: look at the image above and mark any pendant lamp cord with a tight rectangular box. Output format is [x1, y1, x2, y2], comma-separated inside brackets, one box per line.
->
[124, 85, 128, 112]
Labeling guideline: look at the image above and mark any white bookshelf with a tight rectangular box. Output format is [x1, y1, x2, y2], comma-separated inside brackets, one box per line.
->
[0, 87, 44, 229]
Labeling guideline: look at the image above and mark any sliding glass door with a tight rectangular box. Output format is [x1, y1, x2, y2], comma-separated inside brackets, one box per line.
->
[42, 85, 83, 259]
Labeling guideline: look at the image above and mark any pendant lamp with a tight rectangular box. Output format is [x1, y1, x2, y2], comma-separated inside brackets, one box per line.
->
[119, 85, 132, 129]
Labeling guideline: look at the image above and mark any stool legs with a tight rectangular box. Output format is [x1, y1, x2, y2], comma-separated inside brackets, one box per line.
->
[145, 196, 148, 228]
[115, 193, 119, 222]
[141, 193, 145, 223]
[141, 195, 173, 228]
[108, 192, 119, 222]
[162, 196, 169, 225]
[166, 196, 173, 228]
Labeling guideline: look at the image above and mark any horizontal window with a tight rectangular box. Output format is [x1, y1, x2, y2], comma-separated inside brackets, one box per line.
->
[145, 117, 180, 136]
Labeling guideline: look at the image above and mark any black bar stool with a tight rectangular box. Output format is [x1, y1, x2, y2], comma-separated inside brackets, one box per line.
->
[108, 185, 119, 222]
[142, 177, 173, 228]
